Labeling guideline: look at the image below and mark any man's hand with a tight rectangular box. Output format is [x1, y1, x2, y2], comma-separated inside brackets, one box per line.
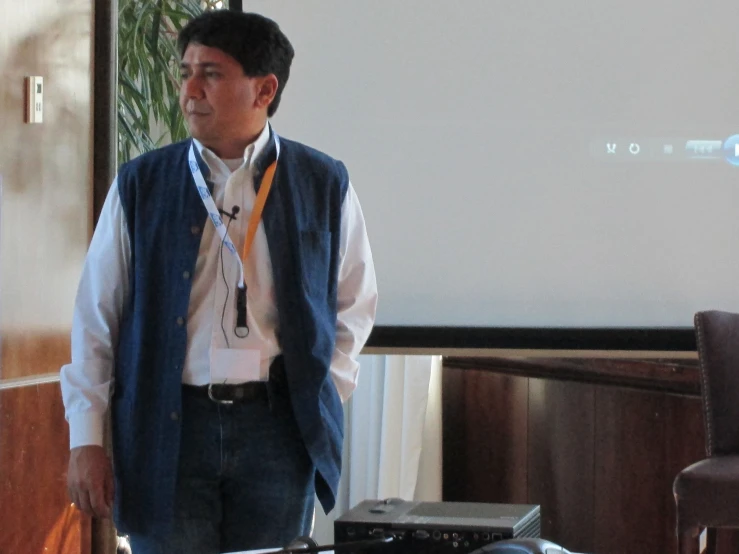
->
[67, 445, 114, 519]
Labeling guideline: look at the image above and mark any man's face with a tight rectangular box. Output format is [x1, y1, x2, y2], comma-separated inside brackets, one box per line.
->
[179, 43, 265, 155]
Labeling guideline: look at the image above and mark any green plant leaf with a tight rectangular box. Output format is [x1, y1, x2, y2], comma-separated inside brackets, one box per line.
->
[118, 0, 207, 165]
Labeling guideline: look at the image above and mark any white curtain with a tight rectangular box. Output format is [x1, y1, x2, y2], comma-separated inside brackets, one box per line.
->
[313, 354, 443, 545]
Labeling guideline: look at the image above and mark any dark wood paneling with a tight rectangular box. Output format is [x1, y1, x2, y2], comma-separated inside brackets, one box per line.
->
[442, 357, 707, 554]
[0, 382, 90, 554]
[441, 365, 467, 499]
[593, 387, 667, 553]
[662, 395, 704, 553]
[442, 368, 528, 503]
[716, 530, 739, 554]
[527, 379, 595, 552]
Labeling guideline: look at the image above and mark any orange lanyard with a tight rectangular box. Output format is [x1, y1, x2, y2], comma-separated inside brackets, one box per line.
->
[241, 160, 277, 264]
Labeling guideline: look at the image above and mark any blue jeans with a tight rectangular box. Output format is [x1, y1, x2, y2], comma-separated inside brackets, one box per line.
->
[128, 384, 315, 554]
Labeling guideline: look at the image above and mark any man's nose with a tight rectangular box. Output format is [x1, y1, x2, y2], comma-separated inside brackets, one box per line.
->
[183, 76, 205, 99]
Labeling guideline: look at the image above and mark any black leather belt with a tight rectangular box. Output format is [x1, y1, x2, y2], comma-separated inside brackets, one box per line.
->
[183, 381, 268, 404]
[183, 356, 286, 405]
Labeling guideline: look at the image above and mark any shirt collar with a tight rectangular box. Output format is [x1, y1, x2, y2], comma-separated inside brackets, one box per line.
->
[192, 121, 272, 174]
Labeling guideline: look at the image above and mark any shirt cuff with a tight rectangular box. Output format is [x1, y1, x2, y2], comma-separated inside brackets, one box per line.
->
[67, 411, 105, 449]
[330, 352, 360, 403]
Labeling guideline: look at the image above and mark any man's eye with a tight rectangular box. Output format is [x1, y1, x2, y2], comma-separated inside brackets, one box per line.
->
[205, 72, 220, 79]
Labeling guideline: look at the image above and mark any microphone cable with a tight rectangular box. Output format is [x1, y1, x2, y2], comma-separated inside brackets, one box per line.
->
[276, 534, 395, 553]
[218, 210, 237, 348]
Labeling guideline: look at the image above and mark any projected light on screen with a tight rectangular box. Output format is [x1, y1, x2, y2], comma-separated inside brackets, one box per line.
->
[250, 0, 739, 331]
[592, 135, 739, 165]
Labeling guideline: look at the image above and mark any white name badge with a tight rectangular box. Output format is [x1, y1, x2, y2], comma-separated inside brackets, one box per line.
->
[209, 348, 262, 384]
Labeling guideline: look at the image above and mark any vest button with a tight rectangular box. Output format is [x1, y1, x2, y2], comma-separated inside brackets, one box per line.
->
[182, 270, 191, 280]
[191, 225, 200, 235]
[176, 317, 184, 326]
[170, 411, 179, 421]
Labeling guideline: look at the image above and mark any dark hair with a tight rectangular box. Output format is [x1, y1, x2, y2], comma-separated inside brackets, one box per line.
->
[178, 11, 294, 117]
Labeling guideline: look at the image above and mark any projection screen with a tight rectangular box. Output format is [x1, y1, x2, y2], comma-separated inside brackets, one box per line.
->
[248, 1, 739, 346]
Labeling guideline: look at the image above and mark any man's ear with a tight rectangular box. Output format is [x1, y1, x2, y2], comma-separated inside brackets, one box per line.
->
[255, 75, 279, 111]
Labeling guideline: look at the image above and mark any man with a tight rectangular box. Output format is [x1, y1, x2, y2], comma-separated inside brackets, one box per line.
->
[61, 10, 377, 553]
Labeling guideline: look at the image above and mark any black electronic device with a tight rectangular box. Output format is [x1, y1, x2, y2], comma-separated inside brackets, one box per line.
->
[334, 499, 541, 554]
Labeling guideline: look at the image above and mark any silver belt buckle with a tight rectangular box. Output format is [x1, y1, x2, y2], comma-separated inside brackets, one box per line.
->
[207, 383, 234, 405]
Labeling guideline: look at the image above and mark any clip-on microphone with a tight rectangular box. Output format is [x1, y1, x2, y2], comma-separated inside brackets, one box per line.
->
[219, 205, 241, 220]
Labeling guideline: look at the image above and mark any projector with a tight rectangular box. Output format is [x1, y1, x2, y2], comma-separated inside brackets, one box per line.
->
[334, 499, 541, 554]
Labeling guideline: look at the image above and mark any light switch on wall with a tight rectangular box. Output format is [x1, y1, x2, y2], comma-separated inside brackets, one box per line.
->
[25, 76, 43, 124]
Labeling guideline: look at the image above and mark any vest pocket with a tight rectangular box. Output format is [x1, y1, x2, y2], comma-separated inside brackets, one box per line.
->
[300, 230, 332, 298]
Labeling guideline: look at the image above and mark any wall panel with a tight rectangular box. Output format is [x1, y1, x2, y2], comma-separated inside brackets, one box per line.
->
[442, 358, 707, 554]
[0, 382, 90, 554]
[0, 1, 93, 552]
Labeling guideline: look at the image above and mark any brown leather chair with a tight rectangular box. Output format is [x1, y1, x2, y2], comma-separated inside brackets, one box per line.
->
[673, 310, 739, 554]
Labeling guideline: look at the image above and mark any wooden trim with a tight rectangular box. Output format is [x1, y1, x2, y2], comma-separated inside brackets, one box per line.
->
[92, 0, 117, 225]
[91, 4, 120, 552]
[444, 356, 701, 396]
[0, 373, 59, 390]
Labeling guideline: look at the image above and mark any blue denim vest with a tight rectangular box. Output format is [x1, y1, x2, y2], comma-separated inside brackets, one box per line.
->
[112, 133, 348, 536]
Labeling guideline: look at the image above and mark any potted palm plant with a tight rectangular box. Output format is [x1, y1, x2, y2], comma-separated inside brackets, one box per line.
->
[117, 0, 227, 163]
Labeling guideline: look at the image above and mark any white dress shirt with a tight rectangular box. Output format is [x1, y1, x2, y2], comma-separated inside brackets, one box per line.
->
[60, 123, 378, 449]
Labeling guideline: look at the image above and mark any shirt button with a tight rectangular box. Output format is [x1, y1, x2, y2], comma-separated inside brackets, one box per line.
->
[170, 411, 179, 421]
[191, 225, 200, 235]
[176, 317, 184, 326]
[182, 271, 191, 280]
